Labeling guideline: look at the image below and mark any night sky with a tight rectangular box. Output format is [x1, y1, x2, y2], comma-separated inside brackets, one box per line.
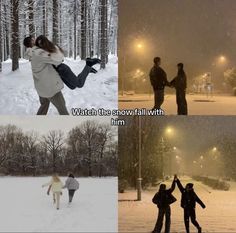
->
[119, 0, 236, 86]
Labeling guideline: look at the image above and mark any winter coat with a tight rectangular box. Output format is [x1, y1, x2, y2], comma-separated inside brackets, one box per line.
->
[43, 179, 63, 193]
[63, 177, 80, 190]
[170, 70, 187, 90]
[152, 180, 177, 209]
[25, 48, 33, 61]
[176, 179, 206, 209]
[31, 46, 64, 98]
[149, 65, 169, 90]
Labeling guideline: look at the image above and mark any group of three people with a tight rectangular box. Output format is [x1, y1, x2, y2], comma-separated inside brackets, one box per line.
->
[152, 175, 206, 233]
[23, 35, 101, 115]
[149, 57, 188, 115]
[42, 173, 79, 210]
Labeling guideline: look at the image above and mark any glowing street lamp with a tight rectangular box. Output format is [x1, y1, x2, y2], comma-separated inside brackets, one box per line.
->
[218, 55, 227, 64]
[165, 127, 174, 136]
[213, 147, 217, 152]
[137, 43, 143, 49]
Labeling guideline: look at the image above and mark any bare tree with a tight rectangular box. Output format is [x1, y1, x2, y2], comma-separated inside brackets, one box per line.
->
[28, 0, 35, 36]
[100, 0, 108, 69]
[73, 0, 77, 60]
[52, 0, 59, 44]
[11, 0, 19, 71]
[0, 0, 2, 72]
[42, 130, 64, 173]
[42, 0, 48, 36]
[80, 0, 87, 60]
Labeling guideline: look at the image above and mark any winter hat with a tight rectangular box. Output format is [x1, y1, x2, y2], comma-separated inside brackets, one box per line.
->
[186, 183, 194, 189]
[177, 63, 184, 69]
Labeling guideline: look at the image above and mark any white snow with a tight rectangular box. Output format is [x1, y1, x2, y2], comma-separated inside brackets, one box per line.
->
[0, 176, 117, 232]
[0, 56, 118, 115]
[119, 176, 236, 232]
[119, 94, 236, 115]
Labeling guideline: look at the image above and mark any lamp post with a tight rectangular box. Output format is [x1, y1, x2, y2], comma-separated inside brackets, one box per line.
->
[137, 116, 142, 201]
[121, 41, 144, 96]
[161, 127, 175, 180]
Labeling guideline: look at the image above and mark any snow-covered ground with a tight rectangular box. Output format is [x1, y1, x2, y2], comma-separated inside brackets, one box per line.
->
[0, 177, 117, 232]
[119, 176, 236, 232]
[0, 56, 118, 115]
[119, 94, 236, 115]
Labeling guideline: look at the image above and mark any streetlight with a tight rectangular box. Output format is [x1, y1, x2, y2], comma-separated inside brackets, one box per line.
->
[161, 126, 175, 180]
[218, 55, 227, 64]
[213, 147, 217, 152]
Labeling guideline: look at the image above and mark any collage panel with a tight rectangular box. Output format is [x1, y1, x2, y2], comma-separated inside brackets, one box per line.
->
[0, 0, 118, 115]
[119, 0, 236, 115]
[0, 116, 118, 232]
[118, 116, 236, 232]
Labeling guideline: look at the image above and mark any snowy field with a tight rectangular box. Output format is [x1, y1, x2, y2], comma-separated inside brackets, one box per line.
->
[0, 56, 118, 115]
[119, 176, 236, 232]
[119, 94, 236, 115]
[0, 177, 117, 232]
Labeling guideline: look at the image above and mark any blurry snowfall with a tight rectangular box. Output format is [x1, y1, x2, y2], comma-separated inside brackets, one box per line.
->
[119, 176, 236, 232]
[0, 176, 117, 232]
[0, 56, 118, 115]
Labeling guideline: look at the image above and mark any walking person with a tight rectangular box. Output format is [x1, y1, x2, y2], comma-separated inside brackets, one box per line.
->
[152, 178, 177, 233]
[175, 175, 206, 233]
[149, 57, 170, 110]
[170, 63, 188, 115]
[63, 173, 80, 204]
[42, 174, 63, 210]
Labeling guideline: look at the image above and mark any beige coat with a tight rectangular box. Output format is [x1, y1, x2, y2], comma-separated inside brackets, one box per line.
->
[31, 46, 64, 98]
[43, 179, 63, 193]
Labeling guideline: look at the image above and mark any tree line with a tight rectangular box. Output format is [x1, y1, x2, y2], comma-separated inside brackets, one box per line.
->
[119, 117, 236, 189]
[0, 0, 118, 72]
[0, 121, 117, 177]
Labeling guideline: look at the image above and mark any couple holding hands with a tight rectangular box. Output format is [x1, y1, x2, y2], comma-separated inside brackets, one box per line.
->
[149, 57, 188, 115]
[152, 175, 206, 233]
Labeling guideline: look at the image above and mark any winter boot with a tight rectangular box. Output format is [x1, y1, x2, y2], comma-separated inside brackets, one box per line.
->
[86, 58, 101, 67]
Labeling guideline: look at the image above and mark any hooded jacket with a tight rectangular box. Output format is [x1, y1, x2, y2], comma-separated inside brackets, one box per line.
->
[30, 46, 64, 98]
[63, 177, 80, 190]
[176, 179, 205, 209]
[152, 180, 177, 209]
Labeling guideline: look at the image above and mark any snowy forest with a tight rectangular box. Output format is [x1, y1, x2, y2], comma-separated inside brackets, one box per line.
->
[119, 117, 236, 189]
[0, 0, 118, 72]
[0, 121, 118, 176]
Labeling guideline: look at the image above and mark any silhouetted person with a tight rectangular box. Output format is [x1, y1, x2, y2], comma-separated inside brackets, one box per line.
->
[152, 179, 177, 233]
[175, 176, 206, 233]
[170, 63, 188, 115]
[149, 57, 170, 110]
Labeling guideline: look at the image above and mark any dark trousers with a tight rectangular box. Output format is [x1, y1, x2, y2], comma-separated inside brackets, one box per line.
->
[176, 89, 188, 115]
[68, 189, 76, 203]
[153, 206, 171, 233]
[184, 208, 201, 233]
[55, 64, 92, 90]
[37, 91, 69, 115]
[153, 89, 164, 110]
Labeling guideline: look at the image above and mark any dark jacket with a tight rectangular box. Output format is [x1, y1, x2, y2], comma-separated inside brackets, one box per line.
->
[149, 65, 169, 90]
[176, 179, 205, 209]
[152, 180, 177, 209]
[170, 70, 187, 90]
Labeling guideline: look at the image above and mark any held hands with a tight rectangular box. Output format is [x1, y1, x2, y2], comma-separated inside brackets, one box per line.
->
[174, 174, 178, 181]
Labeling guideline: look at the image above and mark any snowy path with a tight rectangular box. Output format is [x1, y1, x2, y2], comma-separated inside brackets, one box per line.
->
[0, 57, 118, 115]
[0, 177, 117, 232]
[119, 177, 236, 232]
[119, 94, 236, 115]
